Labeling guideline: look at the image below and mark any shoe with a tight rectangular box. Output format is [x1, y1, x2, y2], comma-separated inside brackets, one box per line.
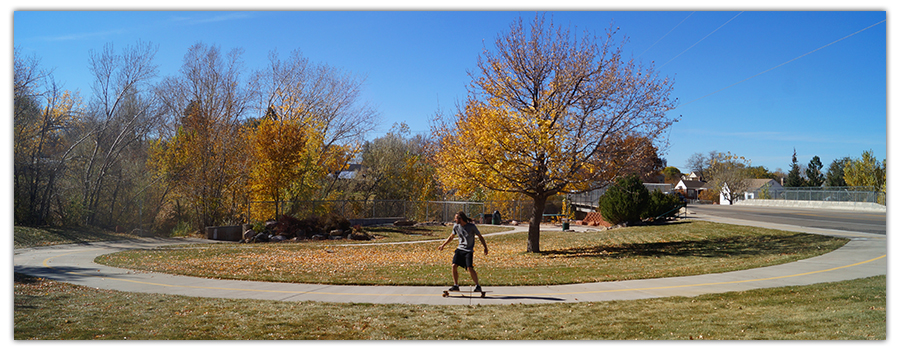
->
[473, 285, 482, 292]
[448, 285, 460, 291]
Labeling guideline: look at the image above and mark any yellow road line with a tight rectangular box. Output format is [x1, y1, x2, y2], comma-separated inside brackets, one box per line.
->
[544, 254, 886, 296]
[39, 249, 886, 299]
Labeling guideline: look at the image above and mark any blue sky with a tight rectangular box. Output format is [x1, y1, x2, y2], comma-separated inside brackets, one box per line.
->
[11, 7, 888, 174]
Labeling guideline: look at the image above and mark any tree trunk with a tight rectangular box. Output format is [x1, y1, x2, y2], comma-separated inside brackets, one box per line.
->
[527, 193, 548, 253]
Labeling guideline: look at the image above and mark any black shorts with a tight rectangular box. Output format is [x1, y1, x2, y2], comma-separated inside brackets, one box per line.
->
[452, 249, 474, 269]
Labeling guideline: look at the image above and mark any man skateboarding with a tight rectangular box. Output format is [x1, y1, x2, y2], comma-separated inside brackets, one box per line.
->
[438, 211, 488, 293]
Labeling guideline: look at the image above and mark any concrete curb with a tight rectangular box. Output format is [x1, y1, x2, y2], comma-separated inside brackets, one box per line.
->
[735, 199, 886, 212]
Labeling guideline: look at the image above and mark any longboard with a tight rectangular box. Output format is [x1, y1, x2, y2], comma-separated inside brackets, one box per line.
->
[443, 290, 490, 298]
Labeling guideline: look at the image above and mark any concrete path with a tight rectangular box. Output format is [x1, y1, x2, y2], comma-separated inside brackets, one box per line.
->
[13, 215, 886, 305]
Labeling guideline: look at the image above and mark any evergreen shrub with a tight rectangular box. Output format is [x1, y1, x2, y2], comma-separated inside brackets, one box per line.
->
[643, 189, 683, 220]
[598, 175, 649, 226]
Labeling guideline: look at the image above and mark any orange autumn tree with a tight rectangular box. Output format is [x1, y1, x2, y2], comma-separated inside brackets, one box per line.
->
[433, 14, 678, 253]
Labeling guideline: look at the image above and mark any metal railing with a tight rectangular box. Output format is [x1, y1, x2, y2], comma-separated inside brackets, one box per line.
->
[758, 186, 885, 205]
[569, 183, 676, 210]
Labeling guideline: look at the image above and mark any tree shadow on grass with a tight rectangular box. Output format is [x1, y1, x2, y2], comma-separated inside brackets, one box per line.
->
[638, 220, 692, 227]
[541, 232, 842, 259]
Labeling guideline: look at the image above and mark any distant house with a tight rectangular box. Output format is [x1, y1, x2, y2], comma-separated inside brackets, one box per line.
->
[645, 183, 675, 194]
[674, 179, 708, 199]
[332, 163, 364, 179]
[743, 179, 784, 200]
[720, 178, 784, 205]
[683, 172, 703, 181]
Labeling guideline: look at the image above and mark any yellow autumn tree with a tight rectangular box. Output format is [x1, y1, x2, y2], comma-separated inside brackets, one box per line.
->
[149, 99, 251, 230]
[246, 49, 375, 219]
[247, 113, 312, 218]
[433, 14, 678, 253]
[245, 107, 357, 219]
[149, 43, 253, 231]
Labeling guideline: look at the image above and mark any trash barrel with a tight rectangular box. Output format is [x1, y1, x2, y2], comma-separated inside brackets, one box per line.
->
[206, 226, 243, 241]
[492, 210, 501, 225]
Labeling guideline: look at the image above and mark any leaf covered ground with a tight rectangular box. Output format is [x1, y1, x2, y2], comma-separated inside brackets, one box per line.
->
[95, 221, 848, 286]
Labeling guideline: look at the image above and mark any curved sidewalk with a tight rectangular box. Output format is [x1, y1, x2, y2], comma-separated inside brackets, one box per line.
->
[13, 217, 886, 305]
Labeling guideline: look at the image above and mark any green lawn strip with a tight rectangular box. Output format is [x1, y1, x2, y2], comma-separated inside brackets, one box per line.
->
[14, 272, 885, 340]
[13, 226, 144, 249]
[93, 221, 849, 286]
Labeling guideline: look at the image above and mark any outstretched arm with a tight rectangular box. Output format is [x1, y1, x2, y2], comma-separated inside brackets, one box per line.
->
[438, 233, 455, 251]
[476, 232, 488, 255]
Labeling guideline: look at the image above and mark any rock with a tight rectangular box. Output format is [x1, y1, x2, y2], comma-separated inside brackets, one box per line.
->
[243, 229, 256, 240]
[510, 220, 518, 226]
[329, 229, 344, 237]
[131, 229, 153, 237]
[414, 221, 442, 227]
[270, 235, 286, 242]
[312, 234, 327, 241]
[348, 232, 372, 241]
[393, 219, 417, 227]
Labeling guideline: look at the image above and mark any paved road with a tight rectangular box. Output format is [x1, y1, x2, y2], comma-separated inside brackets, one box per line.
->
[688, 204, 887, 235]
[13, 214, 886, 305]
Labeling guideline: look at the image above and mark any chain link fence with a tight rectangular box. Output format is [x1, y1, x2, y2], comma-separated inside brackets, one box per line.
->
[763, 186, 885, 205]
[247, 199, 535, 224]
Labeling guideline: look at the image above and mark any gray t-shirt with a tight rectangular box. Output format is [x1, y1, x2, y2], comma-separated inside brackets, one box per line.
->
[453, 222, 480, 252]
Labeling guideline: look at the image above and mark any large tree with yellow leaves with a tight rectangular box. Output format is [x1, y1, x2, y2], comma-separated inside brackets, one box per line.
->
[433, 14, 678, 252]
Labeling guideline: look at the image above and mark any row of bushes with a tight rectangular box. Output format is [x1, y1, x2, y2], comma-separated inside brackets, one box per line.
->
[598, 175, 685, 226]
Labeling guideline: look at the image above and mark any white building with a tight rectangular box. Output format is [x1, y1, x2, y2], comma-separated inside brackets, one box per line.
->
[674, 179, 708, 200]
[720, 179, 784, 205]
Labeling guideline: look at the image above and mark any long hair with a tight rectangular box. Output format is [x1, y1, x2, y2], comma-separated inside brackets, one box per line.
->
[456, 211, 471, 223]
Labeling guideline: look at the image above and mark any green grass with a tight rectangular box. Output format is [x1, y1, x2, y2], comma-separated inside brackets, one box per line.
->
[13, 225, 145, 249]
[14, 272, 885, 340]
[95, 221, 849, 286]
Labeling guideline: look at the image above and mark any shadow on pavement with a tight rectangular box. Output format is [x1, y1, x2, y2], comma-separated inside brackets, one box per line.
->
[442, 294, 565, 301]
[14, 264, 138, 282]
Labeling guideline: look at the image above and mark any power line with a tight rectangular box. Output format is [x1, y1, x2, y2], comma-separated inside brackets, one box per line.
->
[660, 11, 744, 69]
[638, 11, 695, 59]
[677, 18, 886, 109]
